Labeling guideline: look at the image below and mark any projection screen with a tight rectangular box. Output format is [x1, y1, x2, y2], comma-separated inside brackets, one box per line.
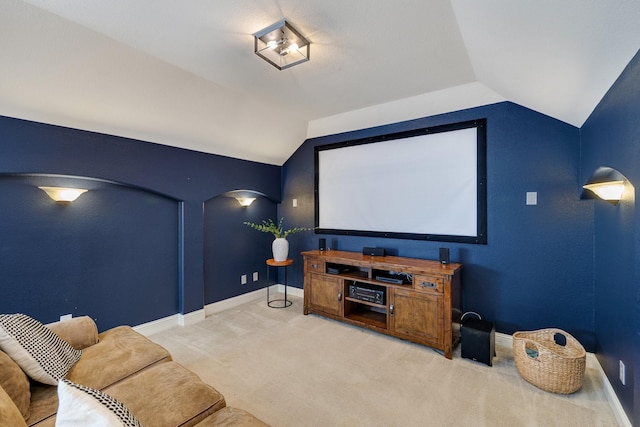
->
[314, 119, 486, 244]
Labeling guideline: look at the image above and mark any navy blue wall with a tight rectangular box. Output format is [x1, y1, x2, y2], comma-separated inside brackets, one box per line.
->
[282, 102, 596, 349]
[581, 49, 640, 425]
[0, 175, 178, 330]
[0, 116, 280, 330]
[204, 195, 276, 303]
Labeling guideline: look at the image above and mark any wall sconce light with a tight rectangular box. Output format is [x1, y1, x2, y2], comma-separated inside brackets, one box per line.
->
[254, 20, 310, 70]
[224, 189, 270, 208]
[236, 197, 256, 207]
[581, 167, 629, 205]
[38, 186, 88, 203]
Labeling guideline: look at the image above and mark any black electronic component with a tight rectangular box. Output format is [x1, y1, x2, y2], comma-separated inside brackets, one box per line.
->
[461, 314, 495, 366]
[439, 247, 450, 264]
[362, 247, 385, 257]
[348, 284, 385, 305]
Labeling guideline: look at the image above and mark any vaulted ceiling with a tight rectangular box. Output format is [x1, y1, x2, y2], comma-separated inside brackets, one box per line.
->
[1, 0, 639, 165]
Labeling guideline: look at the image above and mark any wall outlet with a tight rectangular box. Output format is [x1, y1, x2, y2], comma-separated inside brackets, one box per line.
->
[619, 360, 626, 385]
[241, 274, 247, 285]
[292, 198, 298, 208]
[60, 314, 72, 321]
[253, 271, 259, 281]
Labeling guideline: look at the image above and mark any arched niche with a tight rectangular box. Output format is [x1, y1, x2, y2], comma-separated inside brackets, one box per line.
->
[0, 173, 180, 330]
[202, 189, 279, 304]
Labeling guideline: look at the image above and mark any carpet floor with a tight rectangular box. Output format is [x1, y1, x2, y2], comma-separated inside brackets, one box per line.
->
[149, 295, 619, 427]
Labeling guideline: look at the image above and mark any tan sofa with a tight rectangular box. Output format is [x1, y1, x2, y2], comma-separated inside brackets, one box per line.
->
[0, 316, 267, 426]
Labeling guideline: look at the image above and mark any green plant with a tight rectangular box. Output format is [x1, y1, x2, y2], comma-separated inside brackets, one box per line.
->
[243, 218, 311, 239]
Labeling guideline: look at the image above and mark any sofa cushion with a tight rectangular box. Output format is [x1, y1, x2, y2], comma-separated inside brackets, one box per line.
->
[27, 326, 172, 426]
[66, 326, 172, 390]
[0, 349, 30, 419]
[46, 316, 99, 350]
[104, 361, 226, 427]
[194, 407, 269, 427]
[56, 379, 143, 427]
[0, 314, 81, 385]
[0, 384, 28, 427]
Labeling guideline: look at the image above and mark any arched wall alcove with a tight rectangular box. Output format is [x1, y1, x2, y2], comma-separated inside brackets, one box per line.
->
[203, 190, 279, 304]
[0, 173, 180, 330]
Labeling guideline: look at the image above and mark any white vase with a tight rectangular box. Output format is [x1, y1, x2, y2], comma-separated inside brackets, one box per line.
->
[272, 238, 289, 262]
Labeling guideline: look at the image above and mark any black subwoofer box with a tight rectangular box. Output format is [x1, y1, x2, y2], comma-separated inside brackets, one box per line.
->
[461, 317, 495, 366]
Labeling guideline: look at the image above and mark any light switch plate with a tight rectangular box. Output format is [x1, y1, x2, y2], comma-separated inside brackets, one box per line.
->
[526, 192, 538, 205]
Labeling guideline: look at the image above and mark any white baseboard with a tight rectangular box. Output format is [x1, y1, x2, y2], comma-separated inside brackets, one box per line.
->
[179, 309, 205, 326]
[496, 332, 631, 427]
[132, 309, 206, 335]
[133, 287, 303, 336]
[132, 314, 180, 336]
[133, 290, 265, 335]
[204, 285, 303, 315]
[271, 284, 304, 298]
[495, 331, 512, 349]
[593, 355, 633, 427]
[204, 288, 264, 316]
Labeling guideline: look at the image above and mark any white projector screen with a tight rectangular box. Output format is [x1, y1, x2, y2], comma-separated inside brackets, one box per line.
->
[314, 119, 486, 244]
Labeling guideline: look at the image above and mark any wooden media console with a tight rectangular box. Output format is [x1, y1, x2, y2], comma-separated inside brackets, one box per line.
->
[302, 250, 462, 359]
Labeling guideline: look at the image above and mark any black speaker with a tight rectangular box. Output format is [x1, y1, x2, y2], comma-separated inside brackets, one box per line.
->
[461, 317, 495, 366]
[439, 247, 450, 264]
[362, 247, 385, 257]
[319, 238, 326, 251]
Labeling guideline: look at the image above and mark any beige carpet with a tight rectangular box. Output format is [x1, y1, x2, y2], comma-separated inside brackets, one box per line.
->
[149, 295, 619, 427]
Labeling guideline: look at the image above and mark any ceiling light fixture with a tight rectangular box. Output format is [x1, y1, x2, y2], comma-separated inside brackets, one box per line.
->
[581, 166, 630, 205]
[254, 20, 310, 70]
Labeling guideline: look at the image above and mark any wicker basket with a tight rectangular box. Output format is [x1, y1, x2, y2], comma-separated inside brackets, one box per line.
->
[513, 328, 586, 394]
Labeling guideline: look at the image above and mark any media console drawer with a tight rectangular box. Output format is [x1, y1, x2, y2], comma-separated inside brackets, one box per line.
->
[302, 250, 462, 359]
[306, 259, 325, 273]
[413, 274, 444, 293]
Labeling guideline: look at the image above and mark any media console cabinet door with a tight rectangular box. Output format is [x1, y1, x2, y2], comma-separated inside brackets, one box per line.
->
[308, 273, 343, 316]
[391, 288, 444, 347]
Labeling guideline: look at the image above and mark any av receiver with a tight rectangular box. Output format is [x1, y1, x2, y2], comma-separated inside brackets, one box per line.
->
[348, 284, 385, 305]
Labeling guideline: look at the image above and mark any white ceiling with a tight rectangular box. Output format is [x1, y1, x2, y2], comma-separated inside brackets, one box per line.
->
[1, 0, 639, 165]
